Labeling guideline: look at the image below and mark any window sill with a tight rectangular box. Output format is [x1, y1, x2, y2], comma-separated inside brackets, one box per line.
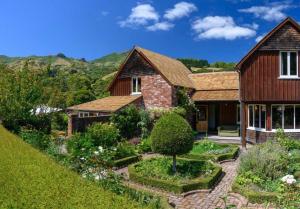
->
[271, 129, 300, 132]
[278, 76, 300, 80]
[247, 127, 266, 132]
[131, 92, 142, 96]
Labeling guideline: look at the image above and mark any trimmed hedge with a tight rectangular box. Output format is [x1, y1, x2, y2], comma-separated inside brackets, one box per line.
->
[232, 181, 278, 204]
[113, 155, 141, 168]
[181, 143, 239, 162]
[128, 158, 222, 194]
[0, 126, 150, 209]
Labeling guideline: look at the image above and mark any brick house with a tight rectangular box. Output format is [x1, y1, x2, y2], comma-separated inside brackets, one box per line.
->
[237, 17, 300, 145]
[67, 47, 239, 136]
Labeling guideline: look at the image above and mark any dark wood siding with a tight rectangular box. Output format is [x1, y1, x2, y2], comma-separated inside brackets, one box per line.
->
[240, 50, 300, 102]
[219, 103, 237, 125]
[110, 78, 131, 96]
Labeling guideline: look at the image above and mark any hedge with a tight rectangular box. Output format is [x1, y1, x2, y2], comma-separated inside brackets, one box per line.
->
[0, 126, 151, 209]
[113, 155, 141, 168]
[232, 181, 278, 204]
[128, 158, 222, 194]
[181, 143, 239, 162]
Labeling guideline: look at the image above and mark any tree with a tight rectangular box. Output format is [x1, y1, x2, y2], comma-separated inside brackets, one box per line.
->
[151, 112, 194, 173]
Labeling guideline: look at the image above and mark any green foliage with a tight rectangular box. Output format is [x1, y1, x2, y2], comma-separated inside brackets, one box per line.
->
[0, 126, 148, 209]
[129, 158, 222, 193]
[239, 141, 289, 180]
[111, 105, 141, 139]
[275, 129, 300, 150]
[137, 137, 152, 153]
[20, 129, 51, 151]
[51, 112, 68, 131]
[67, 89, 96, 106]
[114, 141, 136, 160]
[177, 58, 209, 69]
[151, 112, 194, 156]
[87, 123, 121, 148]
[138, 110, 152, 139]
[210, 62, 236, 69]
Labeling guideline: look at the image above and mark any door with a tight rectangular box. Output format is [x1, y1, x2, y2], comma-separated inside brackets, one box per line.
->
[196, 105, 208, 132]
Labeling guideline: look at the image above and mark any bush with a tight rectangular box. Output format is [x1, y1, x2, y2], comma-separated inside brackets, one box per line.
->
[114, 141, 136, 160]
[239, 141, 289, 181]
[111, 105, 141, 139]
[275, 129, 300, 150]
[137, 110, 152, 139]
[51, 112, 68, 131]
[151, 112, 194, 172]
[87, 123, 120, 148]
[129, 157, 222, 193]
[137, 137, 152, 153]
[20, 129, 50, 151]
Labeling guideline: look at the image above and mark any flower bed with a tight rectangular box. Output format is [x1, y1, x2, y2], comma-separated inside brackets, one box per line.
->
[180, 140, 239, 162]
[128, 157, 222, 193]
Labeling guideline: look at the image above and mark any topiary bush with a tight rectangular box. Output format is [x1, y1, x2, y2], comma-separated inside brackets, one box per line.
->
[87, 123, 120, 148]
[111, 105, 141, 139]
[151, 112, 194, 173]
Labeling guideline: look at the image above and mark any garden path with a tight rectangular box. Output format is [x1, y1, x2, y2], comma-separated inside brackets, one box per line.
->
[115, 148, 274, 209]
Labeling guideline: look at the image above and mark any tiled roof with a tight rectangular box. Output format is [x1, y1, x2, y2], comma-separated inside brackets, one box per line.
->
[189, 71, 239, 91]
[135, 47, 194, 88]
[67, 95, 141, 112]
[192, 90, 239, 101]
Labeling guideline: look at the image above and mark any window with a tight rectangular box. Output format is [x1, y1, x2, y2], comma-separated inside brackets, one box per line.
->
[272, 105, 300, 130]
[237, 105, 240, 124]
[248, 104, 266, 129]
[280, 51, 298, 77]
[132, 77, 141, 94]
[78, 112, 89, 118]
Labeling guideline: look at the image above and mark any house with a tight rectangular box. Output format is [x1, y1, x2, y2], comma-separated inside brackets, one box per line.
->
[237, 17, 300, 145]
[67, 47, 238, 136]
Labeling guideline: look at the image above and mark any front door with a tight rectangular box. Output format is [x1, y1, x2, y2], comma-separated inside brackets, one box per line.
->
[196, 105, 208, 132]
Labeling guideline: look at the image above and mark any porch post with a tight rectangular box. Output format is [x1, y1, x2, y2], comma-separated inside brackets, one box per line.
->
[240, 102, 247, 148]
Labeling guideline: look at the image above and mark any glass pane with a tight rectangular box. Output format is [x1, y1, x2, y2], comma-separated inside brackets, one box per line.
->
[249, 105, 253, 127]
[138, 78, 141, 92]
[284, 105, 294, 129]
[290, 52, 297, 75]
[261, 105, 266, 129]
[254, 105, 260, 128]
[272, 105, 283, 129]
[132, 77, 137, 92]
[296, 105, 300, 129]
[281, 52, 288, 76]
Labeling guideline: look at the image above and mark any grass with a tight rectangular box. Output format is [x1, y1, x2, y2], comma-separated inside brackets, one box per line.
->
[189, 140, 224, 155]
[0, 125, 150, 209]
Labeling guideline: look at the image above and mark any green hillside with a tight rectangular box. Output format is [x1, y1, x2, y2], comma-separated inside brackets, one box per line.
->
[0, 125, 148, 209]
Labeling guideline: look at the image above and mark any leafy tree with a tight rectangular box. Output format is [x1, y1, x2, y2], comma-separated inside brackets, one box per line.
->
[177, 58, 209, 69]
[66, 89, 96, 106]
[151, 112, 194, 173]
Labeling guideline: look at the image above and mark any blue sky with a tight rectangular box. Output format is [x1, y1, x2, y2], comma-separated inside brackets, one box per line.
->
[0, 0, 299, 63]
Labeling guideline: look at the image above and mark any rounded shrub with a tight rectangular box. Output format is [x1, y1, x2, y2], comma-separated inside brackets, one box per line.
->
[151, 112, 194, 172]
[87, 123, 120, 148]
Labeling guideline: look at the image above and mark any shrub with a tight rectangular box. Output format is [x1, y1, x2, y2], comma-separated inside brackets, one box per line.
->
[151, 112, 194, 173]
[137, 137, 152, 153]
[137, 110, 152, 139]
[20, 129, 50, 151]
[111, 105, 141, 139]
[114, 141, 136, 160]
[275, 129, 300, 150]
[87, 123, 120, 148]
[239, 141, 289, 180]
[51, 112, 68, 131]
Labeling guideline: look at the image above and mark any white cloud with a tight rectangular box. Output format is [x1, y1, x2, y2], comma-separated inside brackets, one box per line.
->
[164, 2, 197, 20]
[119, 4, 159, 28]
[255, 33, 267, 43]
[192, 16, 256, 40]
[239, 2, 293, 22]
[147, 21, 174, 31]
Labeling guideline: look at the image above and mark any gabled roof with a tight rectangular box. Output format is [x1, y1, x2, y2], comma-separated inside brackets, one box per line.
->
[108, 46, 194, 89]
[188, 71, 239, 91]
[67, 95, 141, 112]
[236, 17, 300, 70]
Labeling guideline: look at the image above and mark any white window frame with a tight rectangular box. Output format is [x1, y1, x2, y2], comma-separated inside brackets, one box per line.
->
[279, 51, 298, 78]
[78, 112, 90, 118]
[131, 76, 141, 95]
[271, 104, 300, 132]
[247, 104, 266, 131]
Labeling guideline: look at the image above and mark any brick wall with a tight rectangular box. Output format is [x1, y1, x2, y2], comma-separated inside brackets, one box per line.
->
[141, 74, 175, 109]
[247, 129, 300, 143]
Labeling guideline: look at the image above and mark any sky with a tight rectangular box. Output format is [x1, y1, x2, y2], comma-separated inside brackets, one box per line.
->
[0, 0, 299, 63]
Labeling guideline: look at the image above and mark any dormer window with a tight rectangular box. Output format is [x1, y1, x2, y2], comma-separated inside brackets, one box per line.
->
[280, 51, 298, 78]
[132, 77, 141, 95]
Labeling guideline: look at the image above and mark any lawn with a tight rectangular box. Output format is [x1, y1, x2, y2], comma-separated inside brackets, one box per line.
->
[0, 125, 150, 209]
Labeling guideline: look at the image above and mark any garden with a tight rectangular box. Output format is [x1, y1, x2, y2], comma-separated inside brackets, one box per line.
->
[233, 129, 300, 208]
